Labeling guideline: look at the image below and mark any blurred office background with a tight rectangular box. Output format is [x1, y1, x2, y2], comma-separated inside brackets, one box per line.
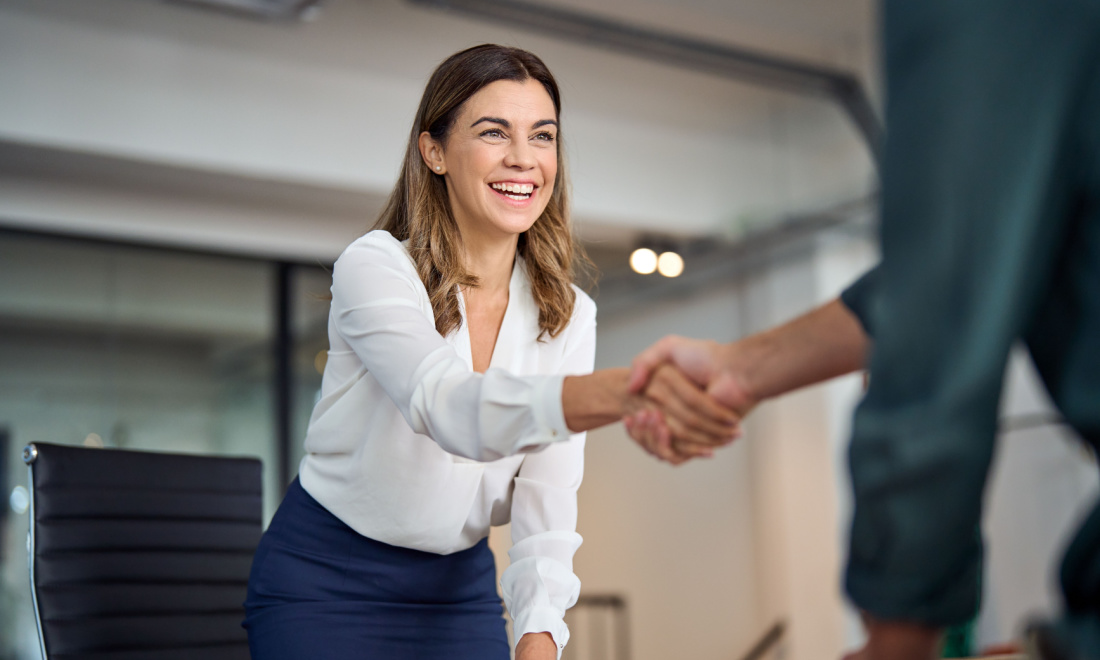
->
[0, 1, 1095, 658]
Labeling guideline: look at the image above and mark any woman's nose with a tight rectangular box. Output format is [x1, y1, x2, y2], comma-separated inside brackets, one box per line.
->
[503, 141, 536, 170]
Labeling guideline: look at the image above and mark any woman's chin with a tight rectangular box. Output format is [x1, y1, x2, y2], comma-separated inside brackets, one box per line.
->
[483, 212, 543, 238]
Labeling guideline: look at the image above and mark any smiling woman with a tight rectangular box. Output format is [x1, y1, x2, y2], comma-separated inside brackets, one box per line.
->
[241, 44, 740, 660]
[422, 79, 559, 252]
[383, 46, 575, 343]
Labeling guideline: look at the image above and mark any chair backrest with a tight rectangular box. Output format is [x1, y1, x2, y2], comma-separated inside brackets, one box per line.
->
[24, 442, 263, 660]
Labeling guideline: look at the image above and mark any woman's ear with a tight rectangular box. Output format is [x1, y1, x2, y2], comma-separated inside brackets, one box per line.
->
[418, 131, 446, 175]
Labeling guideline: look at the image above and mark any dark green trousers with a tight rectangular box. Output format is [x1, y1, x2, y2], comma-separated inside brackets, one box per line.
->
[841, 0, 1100, 653]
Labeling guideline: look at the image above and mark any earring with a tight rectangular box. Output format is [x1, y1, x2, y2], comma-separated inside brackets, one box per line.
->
[435, 165, 442, 172]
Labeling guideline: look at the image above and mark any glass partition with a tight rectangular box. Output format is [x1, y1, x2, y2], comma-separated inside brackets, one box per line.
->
[0, 231, 283, 659]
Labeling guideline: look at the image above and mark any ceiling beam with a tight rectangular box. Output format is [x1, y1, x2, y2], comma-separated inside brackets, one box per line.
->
[165, 0, 324, 21]
[407, 0, 882, 158]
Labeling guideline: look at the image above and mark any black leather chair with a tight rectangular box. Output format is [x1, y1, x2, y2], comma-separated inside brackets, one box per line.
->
[23, 442, 263, 660]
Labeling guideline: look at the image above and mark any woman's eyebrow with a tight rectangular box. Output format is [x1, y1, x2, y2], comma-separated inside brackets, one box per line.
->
[469, 117, 558, 129]
[471, 116, 510, 128]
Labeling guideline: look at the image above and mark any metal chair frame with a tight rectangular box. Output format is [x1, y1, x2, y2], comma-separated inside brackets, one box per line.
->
[24, 443, 48, 660]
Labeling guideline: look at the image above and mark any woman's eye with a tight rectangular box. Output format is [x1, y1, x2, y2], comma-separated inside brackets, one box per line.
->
[480, 129, 506, 139]
[533, 132, 556, 142]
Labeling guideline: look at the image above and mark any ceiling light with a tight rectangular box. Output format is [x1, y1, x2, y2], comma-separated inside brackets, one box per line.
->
[630, 248, 658, 275]
[657, 251, 684, 278]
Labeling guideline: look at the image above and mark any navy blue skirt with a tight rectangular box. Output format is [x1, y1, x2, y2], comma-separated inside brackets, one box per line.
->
[243, 478, 509, 660]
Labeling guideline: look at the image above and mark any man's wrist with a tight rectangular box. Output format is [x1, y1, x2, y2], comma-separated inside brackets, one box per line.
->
[717, 338, 767, 408]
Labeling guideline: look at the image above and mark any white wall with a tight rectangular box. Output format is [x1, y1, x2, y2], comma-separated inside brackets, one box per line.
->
[578, 283, 760, 660]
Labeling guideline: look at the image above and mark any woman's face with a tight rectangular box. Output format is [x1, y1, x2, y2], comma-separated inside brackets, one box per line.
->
[423, 78, 559, 242]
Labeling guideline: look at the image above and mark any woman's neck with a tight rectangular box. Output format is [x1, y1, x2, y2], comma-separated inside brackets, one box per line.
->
[461, 231, 518, 297]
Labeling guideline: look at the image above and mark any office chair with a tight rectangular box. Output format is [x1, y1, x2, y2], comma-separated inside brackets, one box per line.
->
[24, 442, 263, 660]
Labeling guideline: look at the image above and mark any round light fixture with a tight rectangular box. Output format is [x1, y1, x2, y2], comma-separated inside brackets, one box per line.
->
[629, 247, 658, 274]
[657, 251, 684, 278]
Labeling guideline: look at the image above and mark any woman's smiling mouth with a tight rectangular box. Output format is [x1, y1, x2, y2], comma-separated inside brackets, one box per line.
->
[489, 181, 536, 201]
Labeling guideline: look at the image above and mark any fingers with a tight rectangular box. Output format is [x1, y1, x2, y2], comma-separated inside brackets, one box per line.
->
[669, 438, 715, 459]
[670, 430, 739, 458]
[662, 413, 739, 451]
[623, 410, 659, 460]
[645, 364, 740, 444]
[627, 335, 681, 394]
[623, 409, 689, 465]
[623, 409, 727, 464]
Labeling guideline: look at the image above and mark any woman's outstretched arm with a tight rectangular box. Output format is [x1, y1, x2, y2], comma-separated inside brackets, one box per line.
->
[326, 231, 740, 462]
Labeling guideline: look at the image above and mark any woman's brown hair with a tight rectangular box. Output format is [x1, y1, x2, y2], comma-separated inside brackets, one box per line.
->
[374, 44, 587, 340]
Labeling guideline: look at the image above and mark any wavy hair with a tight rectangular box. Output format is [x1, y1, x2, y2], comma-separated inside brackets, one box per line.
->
[373, 44, 587, 340]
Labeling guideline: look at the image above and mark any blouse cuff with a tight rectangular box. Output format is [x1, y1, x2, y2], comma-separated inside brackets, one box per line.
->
[513, 606, 571, 660]
[515, 373, 570, 454]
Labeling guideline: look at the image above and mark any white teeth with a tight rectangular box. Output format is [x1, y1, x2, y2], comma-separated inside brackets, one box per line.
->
[490, 182, 534, 195]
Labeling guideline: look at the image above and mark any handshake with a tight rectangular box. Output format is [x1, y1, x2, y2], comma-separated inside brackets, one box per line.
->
[621, 336, 756, 465]
[574, 299, 869, 465]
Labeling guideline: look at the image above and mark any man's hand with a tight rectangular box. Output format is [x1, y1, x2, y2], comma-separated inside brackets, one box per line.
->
[842, 616, 942, 660]
[628, 336, 758, 414]
[516, 632, 557, 660]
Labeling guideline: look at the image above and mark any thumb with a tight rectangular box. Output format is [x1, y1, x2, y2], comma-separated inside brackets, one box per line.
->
[707, 371, 755, 415]
[628, 336, 678, 393]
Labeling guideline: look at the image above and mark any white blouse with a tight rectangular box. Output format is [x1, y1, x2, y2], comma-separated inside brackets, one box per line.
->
[298, 230, 594, 656]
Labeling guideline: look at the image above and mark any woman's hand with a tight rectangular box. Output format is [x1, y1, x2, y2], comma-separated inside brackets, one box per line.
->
[516, 632, 558, 660]
[624, 363, 742, 464]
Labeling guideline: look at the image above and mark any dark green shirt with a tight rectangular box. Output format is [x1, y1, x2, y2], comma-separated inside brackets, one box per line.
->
[840, 0, 1100, 626]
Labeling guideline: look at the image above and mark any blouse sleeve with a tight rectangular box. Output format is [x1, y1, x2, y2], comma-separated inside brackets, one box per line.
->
[329, 231, 571, 461]
[500, 291, 594, 659]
